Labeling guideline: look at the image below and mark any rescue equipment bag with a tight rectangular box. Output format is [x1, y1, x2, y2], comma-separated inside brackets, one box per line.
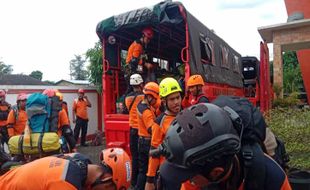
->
[8, 132, 60, 155]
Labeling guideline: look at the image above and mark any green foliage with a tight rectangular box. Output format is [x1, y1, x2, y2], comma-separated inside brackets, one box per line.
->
[69, 55, 88, 80]
[273, 92, 300, 108]
[0, 60, 13, 74]
[86, 42, 103, 93]
[29, 70, 43, 81]
[266, 108, 310, 169]
[282, 51, 303, 94]
[272, 84, 282, 98]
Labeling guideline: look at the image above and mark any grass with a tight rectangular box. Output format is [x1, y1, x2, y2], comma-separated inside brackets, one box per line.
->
[265, 108, 310, 170]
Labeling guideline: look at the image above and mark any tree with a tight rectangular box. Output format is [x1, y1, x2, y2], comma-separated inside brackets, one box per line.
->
[86, 42, 103, 93]
[69, 55, 88, 80]
[29, 70, 43, 81]
[0, 60, 13, 74]
[282, 51, 303, 94]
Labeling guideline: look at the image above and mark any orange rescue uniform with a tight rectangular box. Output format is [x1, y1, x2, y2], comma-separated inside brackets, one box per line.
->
[7, 109, 28, 137]
[182, 94, 209, 108]
[137, 101, 157, 138]
[72, 98, 89, 120]
[146, 112, 176, 180]
[126, 40, 144, 66]
[57, 108, 70, 136]
[0, 155, 87, 190]
[0, 103, 10, 127]
[125, 92, 144, 129]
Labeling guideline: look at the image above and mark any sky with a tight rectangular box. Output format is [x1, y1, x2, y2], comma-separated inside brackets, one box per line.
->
[0, 0, 287, 81]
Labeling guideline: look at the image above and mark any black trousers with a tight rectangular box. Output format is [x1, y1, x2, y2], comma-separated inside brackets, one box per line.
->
[0, 126, 9, 146]
[135, 136, 151, 190]
[74, 117, 88, 145]
[129, 128, 139, 187]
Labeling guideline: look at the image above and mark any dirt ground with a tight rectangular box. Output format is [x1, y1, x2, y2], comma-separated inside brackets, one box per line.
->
[76, 138, 106, 164]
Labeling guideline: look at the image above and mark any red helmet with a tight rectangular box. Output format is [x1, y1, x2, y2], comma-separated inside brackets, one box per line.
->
[42, 89, 56, 97]
[100, 148, 131, 190]
[78, 88, 85, 94]
[142, 27, 154, 39]
[0, 90, 6, 97]
[17, 93, 27, 101]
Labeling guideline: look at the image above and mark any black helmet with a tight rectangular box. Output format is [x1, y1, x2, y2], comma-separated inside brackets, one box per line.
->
[162, 103, 240, 168]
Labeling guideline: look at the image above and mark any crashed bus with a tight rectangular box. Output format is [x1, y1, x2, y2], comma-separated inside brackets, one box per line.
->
[96, 1, 271, 152]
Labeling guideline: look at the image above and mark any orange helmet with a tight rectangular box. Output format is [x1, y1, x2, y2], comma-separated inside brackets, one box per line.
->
[143, 82, 159, 99]
[0, 90, 6, 97]
[187, 74, 204, 87]
[55, 92, 63, 101]
[142, 27, 154, 39]
[78, 88, 85, 94]
[17, 93, 27, 101]
[42, 89, 56, 97]
[100, 148, 131, 190]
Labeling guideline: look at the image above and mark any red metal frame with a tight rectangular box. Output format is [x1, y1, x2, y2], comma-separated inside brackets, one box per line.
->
[259, 42, 271, 112]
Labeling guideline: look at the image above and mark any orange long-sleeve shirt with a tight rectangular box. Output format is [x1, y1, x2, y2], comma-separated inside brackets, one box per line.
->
[125, 92, 144, 129]
[7, 109, 28, 137]
[0, 102, 10, 127]
[137, 100, 157, 138]
[147, 111, 176, 178]
[57, 108, 70, 136]
[126, 40, 144, 65]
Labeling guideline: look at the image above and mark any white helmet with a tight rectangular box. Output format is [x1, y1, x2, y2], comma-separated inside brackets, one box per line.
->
[130, 74, 143, 85]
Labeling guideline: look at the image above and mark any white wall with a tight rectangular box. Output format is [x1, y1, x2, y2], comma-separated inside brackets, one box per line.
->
[1, 85, 102, 136]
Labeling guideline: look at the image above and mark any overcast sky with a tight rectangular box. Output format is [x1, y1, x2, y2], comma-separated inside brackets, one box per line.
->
[0, 0, 287, 81]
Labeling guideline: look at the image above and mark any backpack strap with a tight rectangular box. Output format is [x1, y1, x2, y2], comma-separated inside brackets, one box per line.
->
[242, 143, 266, 190]
[128, 95, 138, 112]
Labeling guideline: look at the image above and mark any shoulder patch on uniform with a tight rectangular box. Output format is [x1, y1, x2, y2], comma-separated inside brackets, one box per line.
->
[137, 102, 149, 113]
[155, 113, 165, 125]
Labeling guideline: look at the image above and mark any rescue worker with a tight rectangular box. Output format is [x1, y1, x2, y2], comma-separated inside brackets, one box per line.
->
[124, 27, 155, 95]
[56, 91, 76, 152]
[158, 103, 292, 190]
[182, 74, 209, 108]
[0, 148, 132, 190]
[135, 82, 159, 190]
[0, 90, 11, 147]
[124, 74, 144, 188]
[145, 77, 182, 190]
[72, 88, 92, 147]
[7, 93, 28, 138]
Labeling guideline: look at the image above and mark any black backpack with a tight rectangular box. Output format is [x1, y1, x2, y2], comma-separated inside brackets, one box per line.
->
[273, 137, 290, 171]
[213, 96, 268, 190]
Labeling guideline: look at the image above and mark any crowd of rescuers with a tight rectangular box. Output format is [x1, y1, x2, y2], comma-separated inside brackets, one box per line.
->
[124, 73, 291, 190]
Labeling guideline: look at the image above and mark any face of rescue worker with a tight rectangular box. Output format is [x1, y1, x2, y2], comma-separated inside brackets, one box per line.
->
[19, 100, 27, 110]
[143, 36, 151, 45]
[189, 85, 202, 96]
[78, 92, 84, 99]
[166, 92, 181, 114]
[146, 94, 157, 106]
